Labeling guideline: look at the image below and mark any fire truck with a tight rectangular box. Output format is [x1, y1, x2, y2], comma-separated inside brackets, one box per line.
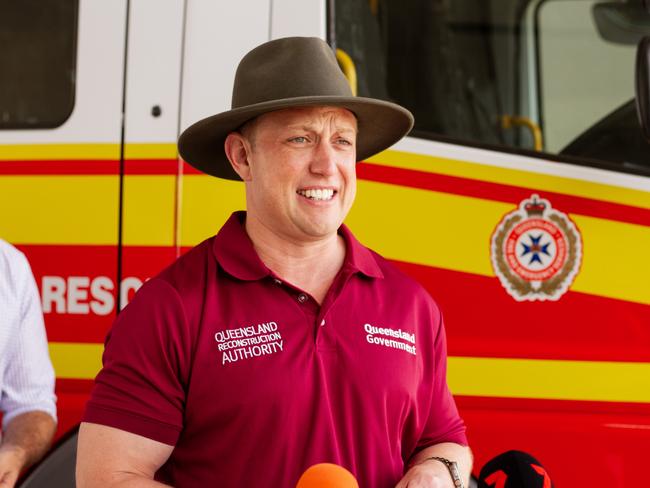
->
[1, 0, 649, 486]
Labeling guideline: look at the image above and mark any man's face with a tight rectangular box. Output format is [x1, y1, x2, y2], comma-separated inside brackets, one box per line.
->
[241, 106, 358, 242]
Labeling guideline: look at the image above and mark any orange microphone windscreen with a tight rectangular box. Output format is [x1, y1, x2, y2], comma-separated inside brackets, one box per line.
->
[296, 463, 360, 488]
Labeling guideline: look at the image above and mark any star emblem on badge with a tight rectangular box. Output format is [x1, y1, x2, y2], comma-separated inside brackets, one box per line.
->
[520, 233, 551, 265]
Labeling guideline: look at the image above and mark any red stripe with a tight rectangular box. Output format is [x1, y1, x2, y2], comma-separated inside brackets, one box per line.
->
[181, 160, 202, 174]
[57, 378, 95, 394]
[0, 159, 180, 175]
[455, 395, 650, 415]
[391, 259, 650, 362]
[0, 160, 120, 174]
[358, 162, 650, 227]
[125, 159, 180, 175]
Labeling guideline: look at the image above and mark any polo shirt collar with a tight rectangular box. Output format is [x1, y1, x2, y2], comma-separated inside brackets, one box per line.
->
[338, 224, 384, 279]
[213, 211, 384, 281]
[213, 212, 270, 281]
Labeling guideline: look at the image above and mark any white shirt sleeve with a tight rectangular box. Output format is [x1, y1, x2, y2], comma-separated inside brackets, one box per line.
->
[0, 241, 57, 430]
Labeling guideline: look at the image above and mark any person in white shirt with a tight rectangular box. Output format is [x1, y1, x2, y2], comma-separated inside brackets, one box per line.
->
[0, 239, 56, 488]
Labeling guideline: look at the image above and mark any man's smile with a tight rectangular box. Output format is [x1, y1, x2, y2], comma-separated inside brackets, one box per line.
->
[296, 188, 337, 201]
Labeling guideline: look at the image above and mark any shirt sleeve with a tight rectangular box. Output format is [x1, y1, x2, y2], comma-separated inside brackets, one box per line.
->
[82, 278, 191, 446]
[415, 307, 468, 451]
[1, 251, 57, 430]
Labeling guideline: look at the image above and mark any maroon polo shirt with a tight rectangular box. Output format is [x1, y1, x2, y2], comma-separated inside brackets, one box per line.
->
[83, 211, 467, 487]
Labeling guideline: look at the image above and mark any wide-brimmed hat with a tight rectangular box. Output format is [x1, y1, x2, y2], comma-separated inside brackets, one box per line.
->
[178, 36, 414, 180]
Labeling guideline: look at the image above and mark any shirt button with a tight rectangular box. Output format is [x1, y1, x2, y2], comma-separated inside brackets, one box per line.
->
[320, 319, 326, 327]
[297, 293, 307, 303]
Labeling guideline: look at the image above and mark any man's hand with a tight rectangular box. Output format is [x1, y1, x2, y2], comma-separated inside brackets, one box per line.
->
[0, 445, 27, 488]
[395, 457, 456, 487]
[0, 411, 56, 488]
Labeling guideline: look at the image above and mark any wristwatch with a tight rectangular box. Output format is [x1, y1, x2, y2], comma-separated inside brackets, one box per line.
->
[425, 456, 464, 488]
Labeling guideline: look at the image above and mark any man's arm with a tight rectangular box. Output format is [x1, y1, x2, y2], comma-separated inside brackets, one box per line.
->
[396, 442, 472, 488]
[76, 422, 174, 488]
[0, 411, 56, 488]
[0, 245, 58, 488]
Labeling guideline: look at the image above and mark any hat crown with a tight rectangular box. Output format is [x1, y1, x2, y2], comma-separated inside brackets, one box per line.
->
[231, 37, 353, 109]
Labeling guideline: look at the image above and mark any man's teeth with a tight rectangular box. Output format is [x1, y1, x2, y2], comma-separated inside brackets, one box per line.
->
[298, 189, 335, 201]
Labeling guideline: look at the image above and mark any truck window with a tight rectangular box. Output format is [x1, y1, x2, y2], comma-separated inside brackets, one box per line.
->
[332, 0, 650, 173]
[0, 0, 78, 129]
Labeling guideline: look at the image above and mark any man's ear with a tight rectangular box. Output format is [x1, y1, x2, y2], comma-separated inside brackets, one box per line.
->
[224, 132, 253, 181]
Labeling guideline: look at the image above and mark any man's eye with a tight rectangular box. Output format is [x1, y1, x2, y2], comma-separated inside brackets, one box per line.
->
[337, 138, 352, 146]
[290, 136, 308, 143]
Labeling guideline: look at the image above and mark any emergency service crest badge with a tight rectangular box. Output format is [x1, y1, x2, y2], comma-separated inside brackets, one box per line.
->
[490, 194, 582, 301]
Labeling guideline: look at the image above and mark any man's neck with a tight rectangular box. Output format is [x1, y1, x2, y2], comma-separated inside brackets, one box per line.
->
[245, 216, 346, 304]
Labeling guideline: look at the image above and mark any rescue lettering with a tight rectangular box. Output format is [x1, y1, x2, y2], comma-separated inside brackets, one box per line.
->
[41, 275, 143, 316]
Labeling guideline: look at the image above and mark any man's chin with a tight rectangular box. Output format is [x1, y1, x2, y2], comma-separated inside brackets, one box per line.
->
[295, 219, 342, 241]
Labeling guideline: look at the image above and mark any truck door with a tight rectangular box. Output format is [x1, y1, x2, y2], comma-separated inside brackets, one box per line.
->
[119, 1, 184, 314]
[0, 0, 127, 436]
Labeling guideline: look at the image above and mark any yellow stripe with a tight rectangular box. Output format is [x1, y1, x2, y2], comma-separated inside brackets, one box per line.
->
[349, 182, 502, 277]
[124, 143, 177, 160]
[0, 143, 176, 160]
[0, 175, 176, 246]
[448, 356, 650, 403]
[571, 215, 650, 303]
[369, 149, 650, 210]
[49, 342, 650, 404]
[179, 176, 246, 245]
[0, 143, 121, 160]
[123, 175, 176, 246]
[49, 342, 103, 380]
[0, 176, 120, 245]
[347, 180, 650, 305]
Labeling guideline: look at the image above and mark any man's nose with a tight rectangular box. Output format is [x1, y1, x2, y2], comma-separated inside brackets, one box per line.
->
[309, 140, 338, 176]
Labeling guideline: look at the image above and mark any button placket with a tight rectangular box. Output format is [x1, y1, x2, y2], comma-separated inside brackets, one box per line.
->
[315, 317, 336, 352]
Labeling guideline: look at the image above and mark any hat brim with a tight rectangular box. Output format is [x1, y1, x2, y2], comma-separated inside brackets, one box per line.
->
[178, 95, 414, 180]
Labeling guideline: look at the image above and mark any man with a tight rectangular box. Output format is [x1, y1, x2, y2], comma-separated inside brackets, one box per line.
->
[0, 239, 57, 488]
[77, 37, 471, 487]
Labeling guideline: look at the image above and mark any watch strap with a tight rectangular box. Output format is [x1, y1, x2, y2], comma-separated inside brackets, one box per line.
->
[425, 456, 464, 488]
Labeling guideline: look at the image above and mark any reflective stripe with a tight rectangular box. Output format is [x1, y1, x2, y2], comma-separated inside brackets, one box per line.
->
[49, 342, 103, 379]
[0, 175, 176, 246]
[369, 149, 650, 210]
[448, 356, 650, 403]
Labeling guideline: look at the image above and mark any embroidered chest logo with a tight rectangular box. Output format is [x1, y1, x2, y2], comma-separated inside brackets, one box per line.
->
[215, 321, 284, 365]
[364, 323, 416, 355]
[491, 194, 582, 301]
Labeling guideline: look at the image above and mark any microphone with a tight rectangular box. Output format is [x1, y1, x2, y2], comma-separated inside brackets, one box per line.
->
[296, 463, 360, 488]
[478, 450, 553, 488]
